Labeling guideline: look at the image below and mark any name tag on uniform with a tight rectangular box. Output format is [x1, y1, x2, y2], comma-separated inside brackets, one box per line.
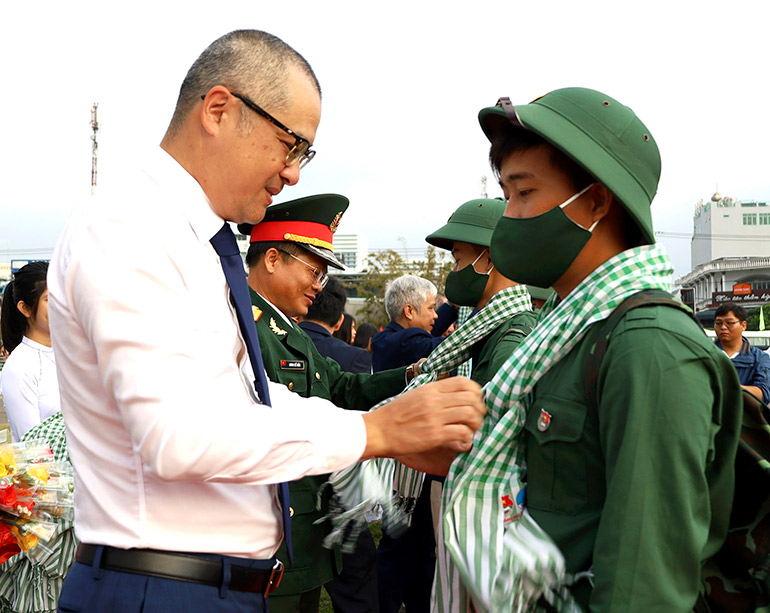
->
[280, 360, 305, 371]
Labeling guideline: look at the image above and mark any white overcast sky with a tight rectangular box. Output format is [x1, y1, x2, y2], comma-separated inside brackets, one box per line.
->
[1, 0, 768, 277]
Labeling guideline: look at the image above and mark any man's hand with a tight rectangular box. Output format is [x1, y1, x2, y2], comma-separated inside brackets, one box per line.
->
[395, 446, 460, 477]
[361, 377, 485, 459]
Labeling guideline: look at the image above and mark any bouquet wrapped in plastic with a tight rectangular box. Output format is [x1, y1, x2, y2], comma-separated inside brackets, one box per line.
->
[0, 439, 74, 564]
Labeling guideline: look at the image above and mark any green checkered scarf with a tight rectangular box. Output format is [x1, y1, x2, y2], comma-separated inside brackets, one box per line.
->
[454, 306, 474, 379]
[433, 244, 673, 612]
[326, 284, 533, 547]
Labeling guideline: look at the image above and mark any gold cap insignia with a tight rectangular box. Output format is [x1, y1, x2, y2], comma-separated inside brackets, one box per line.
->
[329, 212, 343, 234]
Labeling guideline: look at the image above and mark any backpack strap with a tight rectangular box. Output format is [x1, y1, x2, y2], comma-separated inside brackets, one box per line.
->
[583, 289, 701, 407]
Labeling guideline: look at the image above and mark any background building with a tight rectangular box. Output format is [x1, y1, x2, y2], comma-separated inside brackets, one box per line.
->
[676, 193, 770, 321]
[331, 234, 369, 273]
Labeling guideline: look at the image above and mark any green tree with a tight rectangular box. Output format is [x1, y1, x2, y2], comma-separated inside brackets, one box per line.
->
[414, 245, 454, 293]
[356, 249, 405, 328]
[747, 306, 768, 331]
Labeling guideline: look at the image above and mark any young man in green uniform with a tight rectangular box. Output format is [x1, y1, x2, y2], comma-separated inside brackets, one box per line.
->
[376, 198, 539, 613]
[239, 193, 418, 613]
[425, 197, 538, 386]
[436, 88, 743, 612]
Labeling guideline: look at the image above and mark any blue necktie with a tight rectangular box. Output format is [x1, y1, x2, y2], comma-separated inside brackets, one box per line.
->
[210, 222, 293, 564]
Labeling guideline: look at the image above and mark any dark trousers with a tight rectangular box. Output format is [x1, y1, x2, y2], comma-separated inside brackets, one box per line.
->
[267, 586, 322, 613]
[325, 527, 379, 613]
[377, 479, 437, 613]
[57, 547, 272, 613]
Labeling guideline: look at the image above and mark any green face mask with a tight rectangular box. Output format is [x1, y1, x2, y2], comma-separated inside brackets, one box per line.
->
[490, 184, 596, 288]
[444, 249, 491, 307]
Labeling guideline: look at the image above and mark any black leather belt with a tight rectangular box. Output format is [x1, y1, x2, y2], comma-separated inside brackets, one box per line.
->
[76, 544, 284, 595]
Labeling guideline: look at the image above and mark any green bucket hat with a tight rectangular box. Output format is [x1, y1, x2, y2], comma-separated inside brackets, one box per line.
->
[425, 198, 507, 250]
[478, 87, 660, 245]
[426, 198, 552, 298]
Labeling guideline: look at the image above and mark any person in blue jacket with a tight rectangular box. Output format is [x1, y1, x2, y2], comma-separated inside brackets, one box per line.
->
[371, 275, 443, 373]
[714, 302, 770, 403]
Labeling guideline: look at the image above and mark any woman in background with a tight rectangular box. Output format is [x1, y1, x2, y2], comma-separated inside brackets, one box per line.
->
[333, 312, 357, 345]
[0, 261, 60, 441]
[0, 264, 74, 612]
[353, 323, 378, 353]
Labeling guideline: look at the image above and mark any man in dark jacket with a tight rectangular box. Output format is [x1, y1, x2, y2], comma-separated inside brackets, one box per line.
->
[371, 275, 443, 373]
[299, 277, 372, 375]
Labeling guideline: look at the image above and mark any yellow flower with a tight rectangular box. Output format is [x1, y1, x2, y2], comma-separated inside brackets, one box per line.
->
[0, 447, 16, 478]
[10, 526, 39, 552]
[26, 465, 50, 484]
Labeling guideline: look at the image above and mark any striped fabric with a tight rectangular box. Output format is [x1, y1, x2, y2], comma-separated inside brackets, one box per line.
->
[433, 244, 674, 612]
[454, 306, 474, 380]
[326, 285, 534, 547]
[0, 412, 76, 613]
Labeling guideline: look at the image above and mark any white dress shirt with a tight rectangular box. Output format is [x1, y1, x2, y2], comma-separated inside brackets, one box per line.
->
[0, 337, 61, 441]
[48, 147, 366, 559]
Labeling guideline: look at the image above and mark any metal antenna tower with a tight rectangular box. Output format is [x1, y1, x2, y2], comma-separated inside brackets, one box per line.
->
[481, 175, 488, 198]
[91, 103, 99, 194]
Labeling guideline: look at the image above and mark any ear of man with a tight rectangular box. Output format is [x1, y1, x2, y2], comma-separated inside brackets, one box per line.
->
[200, 86, 238, 137]
[332, 313, 345, 333]
[262, 248, 284, 275]
[477, 248, 493, 271]
[587, 183, 614, 225]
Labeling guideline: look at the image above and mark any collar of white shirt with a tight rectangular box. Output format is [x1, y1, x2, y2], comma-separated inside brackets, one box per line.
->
[150, 146, 226, 245]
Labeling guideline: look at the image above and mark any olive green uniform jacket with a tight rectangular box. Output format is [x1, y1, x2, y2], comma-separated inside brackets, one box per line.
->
[250, 290, 406, 599]
[524, 303, 742, 611]
[467, 310, 537, 386]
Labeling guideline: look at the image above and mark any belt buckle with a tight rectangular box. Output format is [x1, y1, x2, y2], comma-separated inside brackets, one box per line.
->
[264, 559, 284, 596]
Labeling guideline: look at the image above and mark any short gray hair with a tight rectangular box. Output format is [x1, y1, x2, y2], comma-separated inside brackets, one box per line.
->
[165, 30, 321, 137]
[385, 274, 437, 322]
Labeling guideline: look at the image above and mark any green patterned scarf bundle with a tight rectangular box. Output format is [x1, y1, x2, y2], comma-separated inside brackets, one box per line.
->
[325, 284, 533, 547]
[433, 244, 674, 613]
[0, 412, 77, 613]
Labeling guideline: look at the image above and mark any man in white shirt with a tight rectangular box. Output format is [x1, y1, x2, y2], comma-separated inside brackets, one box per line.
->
[49, 30, 484, 613]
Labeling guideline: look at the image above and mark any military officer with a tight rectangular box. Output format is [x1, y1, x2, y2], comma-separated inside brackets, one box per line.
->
[238, 194, 415, 613]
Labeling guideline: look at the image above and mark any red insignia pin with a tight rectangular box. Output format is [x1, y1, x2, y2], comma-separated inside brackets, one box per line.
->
[537, 409, 552, 432]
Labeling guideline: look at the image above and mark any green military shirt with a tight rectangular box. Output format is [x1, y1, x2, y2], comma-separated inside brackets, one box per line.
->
[524, 303, 741, 611]
[250, 290, 406, 598]
[468, 310, 537, 386]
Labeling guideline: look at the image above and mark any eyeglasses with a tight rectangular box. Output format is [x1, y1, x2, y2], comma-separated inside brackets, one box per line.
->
[201, 92, 316, 168]
[714, 319, 742, 329]
[278, 249, 328, 288]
